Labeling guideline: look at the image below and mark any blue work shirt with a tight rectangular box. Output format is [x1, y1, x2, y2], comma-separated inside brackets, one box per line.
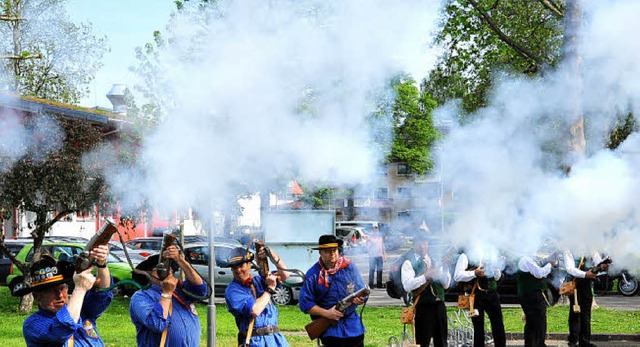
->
[130, 280, 207, 347]
[23, 288, 113, 347]
[298, 261, 366, 339]
[225, 276, 289, 347]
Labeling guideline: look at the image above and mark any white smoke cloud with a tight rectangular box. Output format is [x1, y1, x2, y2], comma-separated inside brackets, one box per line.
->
[0, 110, 64, 173]
[107, 0, 441, 218]
[439, 0, 640, 274]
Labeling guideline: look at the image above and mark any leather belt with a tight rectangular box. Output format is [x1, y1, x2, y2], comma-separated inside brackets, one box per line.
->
[242, 325, 280, 337]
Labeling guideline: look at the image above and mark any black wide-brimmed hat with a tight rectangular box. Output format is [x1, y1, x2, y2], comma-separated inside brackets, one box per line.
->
[223, 247, 255, 268]
[132, 254, 180, 286]
[311, 234, 343, 250]
[13, 253, 75, 296]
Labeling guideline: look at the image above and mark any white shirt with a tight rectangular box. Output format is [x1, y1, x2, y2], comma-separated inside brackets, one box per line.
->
[453, 253, 502, 283]
[401, 252, 451, 292]
[563, 250, 605, 279]
[518, 256, 552, 279]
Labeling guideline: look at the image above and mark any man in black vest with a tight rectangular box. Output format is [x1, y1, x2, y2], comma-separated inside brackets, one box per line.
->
[563, 250, 608, 347]
[453, 252, 505, 347]
[517, 254, 556, 347]
[401, 234, 451, 347]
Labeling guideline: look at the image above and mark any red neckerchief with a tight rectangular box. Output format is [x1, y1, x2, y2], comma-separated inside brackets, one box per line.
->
[171, 292, 190, 311]
[318, 256, 351, 288]
[242, 276, 253, 287]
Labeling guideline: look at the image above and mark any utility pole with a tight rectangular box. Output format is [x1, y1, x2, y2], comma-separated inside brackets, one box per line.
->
[0, 2, 41, 92]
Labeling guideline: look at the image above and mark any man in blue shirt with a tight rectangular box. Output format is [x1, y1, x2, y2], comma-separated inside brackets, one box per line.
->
[22, 245, 113, 347]
[299, 234, 367, 347]
[225, 246, 290, 347]
[129, 244, 208, 347]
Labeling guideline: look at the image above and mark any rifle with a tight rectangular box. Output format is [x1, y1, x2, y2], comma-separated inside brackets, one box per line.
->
[589, 257, 612, 275]
[155, 233, 177, 280]
[304, 285, 370, 340]
[75, 219, 119, 273]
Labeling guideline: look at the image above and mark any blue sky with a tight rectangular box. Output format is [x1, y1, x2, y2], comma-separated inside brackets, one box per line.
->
[66, 0, 176, 108]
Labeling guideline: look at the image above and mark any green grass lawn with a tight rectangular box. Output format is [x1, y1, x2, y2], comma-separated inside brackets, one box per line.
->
[0, 287, 638, 346]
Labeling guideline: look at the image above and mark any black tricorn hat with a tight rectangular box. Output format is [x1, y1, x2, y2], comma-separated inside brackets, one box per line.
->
[223, 247, 254, 268]
[311, 234, 343, 250]
[132, 255, 180, 286]
[13, 253, 75, 296]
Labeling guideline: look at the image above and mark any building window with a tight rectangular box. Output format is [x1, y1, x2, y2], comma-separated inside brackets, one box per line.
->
[377, 163, 389, 176]
[397, 187, 412, 198]
[374, 188, 388, 200]
[397, 163, 409, 175]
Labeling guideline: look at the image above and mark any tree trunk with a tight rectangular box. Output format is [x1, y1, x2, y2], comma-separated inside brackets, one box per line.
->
[18, 293, 33, 314]
[561, 0, 586, 168]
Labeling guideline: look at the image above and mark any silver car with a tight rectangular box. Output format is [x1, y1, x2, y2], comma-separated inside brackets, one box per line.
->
[183, 242, 298, 305]
[108, 241, 153, 265]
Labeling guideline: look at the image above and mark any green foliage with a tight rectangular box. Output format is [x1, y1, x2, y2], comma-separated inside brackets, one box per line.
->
[388, 75, 440, 175]
[606, 113, 638, 150]
[424, 0, 564, 115]
[0, 115, 116, 244]
[296, 184, 335, 210]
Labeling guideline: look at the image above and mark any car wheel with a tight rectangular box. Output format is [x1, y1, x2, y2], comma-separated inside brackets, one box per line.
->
[8, 276, 23, 296]
[110, 279, 122, 297]
[617, 274, 639, 297]
[272, 284, 293, 305]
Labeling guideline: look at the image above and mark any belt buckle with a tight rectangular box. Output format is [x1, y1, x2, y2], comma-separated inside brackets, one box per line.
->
[266, 326, 274, 334]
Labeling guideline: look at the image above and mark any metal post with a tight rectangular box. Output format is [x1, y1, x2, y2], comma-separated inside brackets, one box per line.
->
[207, 215, 217, 346]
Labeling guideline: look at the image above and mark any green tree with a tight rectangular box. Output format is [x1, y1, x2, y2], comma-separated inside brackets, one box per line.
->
[424, 0, 564, 115]
[0, 114, 121, 312]
[0, 0, 107, 104]
[389, 75, 440, 175]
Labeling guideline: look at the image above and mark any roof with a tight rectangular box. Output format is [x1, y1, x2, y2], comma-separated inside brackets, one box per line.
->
[0, 92, 126, 131]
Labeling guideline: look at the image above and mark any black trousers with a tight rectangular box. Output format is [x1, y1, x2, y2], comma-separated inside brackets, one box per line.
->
[415, 301, 448, 347]
[472, 290, 506, 347]
[519, 290, 547, 347]
[320, 334, 364, 347]
[368, 256, 383, 287]
[568, 279, 593, 346]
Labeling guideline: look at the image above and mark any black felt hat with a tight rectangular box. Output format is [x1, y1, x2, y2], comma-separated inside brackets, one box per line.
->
[132, 255, 180, 286]
[13, 253, 75, 296]
[311, 234, 343, 250]
[224, 247, 255, 268]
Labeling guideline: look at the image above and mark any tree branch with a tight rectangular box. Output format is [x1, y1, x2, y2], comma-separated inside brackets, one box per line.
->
[0, 15, 25, 21]
[538, 0, 564, 17]
[0, 53, 42, 59]
[466, 0, 546, 69]
[31, 209, 74, 260]
[0, 236, 29, 275]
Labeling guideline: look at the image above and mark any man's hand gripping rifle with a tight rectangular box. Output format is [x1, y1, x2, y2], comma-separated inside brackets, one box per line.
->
[304, 285, 370, 340]
[75, 219, 118, 274]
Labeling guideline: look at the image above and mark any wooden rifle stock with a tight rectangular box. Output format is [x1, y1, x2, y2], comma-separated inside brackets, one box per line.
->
[75, 219, 118, 273]
[304, 285, 370, 340]
[156, 234, 177, 280]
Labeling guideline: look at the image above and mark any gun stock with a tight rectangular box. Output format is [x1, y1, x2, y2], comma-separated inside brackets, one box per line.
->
[155, 233, 177, 280]
[75, 220, 118, 273]
[304, 285, 370, 340]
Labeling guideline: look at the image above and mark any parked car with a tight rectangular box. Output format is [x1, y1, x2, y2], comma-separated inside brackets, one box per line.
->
[183, 241, 298, 305]
[0, 239, 30, 286]
[125, 237, 165, 252]
[108, 241, 152, 265]
[125, 235, 242, 253]
[6, 241, 135, 297]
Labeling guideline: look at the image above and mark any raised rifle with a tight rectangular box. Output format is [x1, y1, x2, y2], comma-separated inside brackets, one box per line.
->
[155, 233, 177, 280]
[304, 285, 370, 340]
[75, 219, 119, 273]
